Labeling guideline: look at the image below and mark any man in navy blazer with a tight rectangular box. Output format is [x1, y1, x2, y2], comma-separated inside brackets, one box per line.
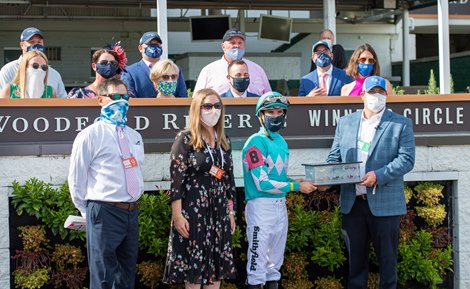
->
[122, 32, 187, 98]
[220, 60, 259, 98]
[326, 76, 415, 289]
[299, 40, 352, 96]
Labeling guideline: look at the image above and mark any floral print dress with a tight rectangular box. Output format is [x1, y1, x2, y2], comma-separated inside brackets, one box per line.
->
[163, 131, 237, 285]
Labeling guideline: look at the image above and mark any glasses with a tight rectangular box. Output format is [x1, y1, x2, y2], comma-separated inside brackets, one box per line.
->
[314, 49, 329, 56]
[101, 93, 129, 101]
[30, 63, 48, 71]
[201, 102, 222, 111]
[358, 57, 376, 64]
[161, 74, 178, 81]
[98, 60, 118, 67]
[261, 94, 290, 107]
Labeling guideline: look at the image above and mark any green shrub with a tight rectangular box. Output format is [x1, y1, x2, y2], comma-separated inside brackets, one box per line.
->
[285, 204, 318, 253]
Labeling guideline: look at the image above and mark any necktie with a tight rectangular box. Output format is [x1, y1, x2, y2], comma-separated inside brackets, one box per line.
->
[116, 126, 140, 199]
[321, 73, 327, 90]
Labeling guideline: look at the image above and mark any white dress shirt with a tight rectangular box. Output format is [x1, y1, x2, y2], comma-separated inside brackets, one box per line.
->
[68, 121, 145, 217]
[0, 56, 67, 98]
[356, 108, 385, 196]
[317, 65, 333, 95]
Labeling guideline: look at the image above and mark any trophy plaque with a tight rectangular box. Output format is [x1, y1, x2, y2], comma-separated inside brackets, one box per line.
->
[302, 162, 362, 185]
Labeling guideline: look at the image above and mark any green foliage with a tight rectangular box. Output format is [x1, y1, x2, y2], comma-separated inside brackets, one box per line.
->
[136, 261, 164, 289]
[231, 226, 242, 249]
[11, 178, 85, 241]
[416, 205, 447, 228]
[398, 230, 453, 288]
[311, 208, 346, 271]
[392, 84, 405, 95]
[14, 268, 50, 289]
[138, 191, 172, 257]
[414, 182, 444, 207]
[285, 204, 318, 253]
[313, 275, 343, 289]
[425, 69, 439, 94]
[283, 252, 310, 280]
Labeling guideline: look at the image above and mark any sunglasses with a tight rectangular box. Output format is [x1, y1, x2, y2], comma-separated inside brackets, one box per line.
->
[201, 102, 222, 111]
[358, 57, 376, 64]
[30, 63, 48, 71]
[261, 94, 290, 107]
[98, 60, 118, 67]
[101, 93, 129, 101]
[161, 74, 178, 81]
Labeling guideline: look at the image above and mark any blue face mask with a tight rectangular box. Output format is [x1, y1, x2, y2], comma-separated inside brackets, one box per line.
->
[157, 80, 177, 96]
[231, 77, 250, 93]
[26, 44, 45, 53]
[315, 53, 332, 68]
[95, 63, 117, 79]
[263, 114, 286, 132]
[225, 48, 245, 61]
[99, 99, 129, 127]
[144, 44, 163, 59]
[358, 63, 374, 77]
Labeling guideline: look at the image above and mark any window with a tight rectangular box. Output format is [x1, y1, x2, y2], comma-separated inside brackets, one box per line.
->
[45, 47, 61, 61]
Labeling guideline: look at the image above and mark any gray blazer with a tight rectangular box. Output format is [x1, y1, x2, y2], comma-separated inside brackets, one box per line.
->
[326, 109, 415, 217]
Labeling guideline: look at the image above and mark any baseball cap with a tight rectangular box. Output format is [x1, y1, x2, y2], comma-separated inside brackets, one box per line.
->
[312, 40, 332, 53]
[139, 32, 162, 45]
[222, 29, 246, 42]
[20, 27, 43, 42]
[363, 76, 387, 93]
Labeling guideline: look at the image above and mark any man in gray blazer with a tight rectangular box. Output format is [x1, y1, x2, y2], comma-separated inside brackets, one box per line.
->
[326, 76, 415, 289]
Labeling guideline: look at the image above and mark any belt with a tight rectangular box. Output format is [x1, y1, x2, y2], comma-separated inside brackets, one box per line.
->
[102, 201, 140, 211]
[356, 194, 368, 201]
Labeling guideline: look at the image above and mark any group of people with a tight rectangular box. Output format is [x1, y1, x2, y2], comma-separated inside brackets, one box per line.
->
[1, 26, 394, 100]
[6, 24, 412, 289]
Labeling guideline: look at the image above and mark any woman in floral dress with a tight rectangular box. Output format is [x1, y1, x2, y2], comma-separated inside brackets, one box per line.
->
[164, 88, 237, 288]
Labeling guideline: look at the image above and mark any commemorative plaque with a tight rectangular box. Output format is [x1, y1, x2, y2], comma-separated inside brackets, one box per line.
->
[302, 162, 362, 185]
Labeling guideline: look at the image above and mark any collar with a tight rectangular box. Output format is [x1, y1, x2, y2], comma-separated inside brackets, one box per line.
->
[361, 107, 386, 122]
[230, 87, 247, 97]
[142, 58, 155, 69]
[318, 65, 333, 77]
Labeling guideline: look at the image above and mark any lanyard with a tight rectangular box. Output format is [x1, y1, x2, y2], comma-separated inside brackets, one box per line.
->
[204, 134, 225, 167]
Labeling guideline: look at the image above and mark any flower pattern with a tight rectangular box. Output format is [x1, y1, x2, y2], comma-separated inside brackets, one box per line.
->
[163, 131, 237, 285]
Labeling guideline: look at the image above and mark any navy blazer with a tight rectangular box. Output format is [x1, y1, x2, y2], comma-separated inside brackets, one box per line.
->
[220, 89, 259, 98]
[298, 66, 353, 96]
[121, 59, 188, 98]
[326, 109, 415, 217]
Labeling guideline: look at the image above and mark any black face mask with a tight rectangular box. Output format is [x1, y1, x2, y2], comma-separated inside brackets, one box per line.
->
[231, 76, 250, 93]
[263, 114, 286, 132]
[95, 63, 117, 79]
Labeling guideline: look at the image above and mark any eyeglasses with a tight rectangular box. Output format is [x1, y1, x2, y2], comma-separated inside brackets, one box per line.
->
[261, 94, 290, 107]
[201, 102, 222, 111]
[358, 57, 376, 64]
[101, 93, 129, 101]
[161, 74, 178, 81]
[30, 63, 48, 71]
[313, 49, 329, 56]
[98, 60, 118, 67]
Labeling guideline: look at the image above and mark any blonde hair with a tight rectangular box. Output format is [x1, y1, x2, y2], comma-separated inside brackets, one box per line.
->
[12, 50, 49, 98]
[345, 43, 381, 78]
[188, 88, 230, 151]
[149, 59, 179, 83]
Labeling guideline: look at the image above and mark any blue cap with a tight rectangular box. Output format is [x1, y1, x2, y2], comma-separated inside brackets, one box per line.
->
[256, 91, 289, 116]
[139, 32, 162, 45]
[222, 29, 246, 42]
[20, 27, 43, 42]
[363, 76, 387, 93]
[312, 39, 332, 53]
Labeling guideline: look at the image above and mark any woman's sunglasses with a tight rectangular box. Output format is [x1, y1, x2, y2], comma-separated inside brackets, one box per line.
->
[98, 60, 118, 67]
[201, 102, 222, 111]
[101, 93, 129, 101]
[358, 57, 376, 64]
[30, 63, 48, 71]
[161, 74, 178, 81]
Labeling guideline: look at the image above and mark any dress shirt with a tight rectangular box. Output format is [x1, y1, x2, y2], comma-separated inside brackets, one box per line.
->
[356, 108, 385, 196]
[68, 121, 145, 217]
[194, 56, 271, 96]
[0, 56, 67, 98]
[318, 65, 333, 95]
[142, 58, 153, 69]
[230, 88, 247, 98]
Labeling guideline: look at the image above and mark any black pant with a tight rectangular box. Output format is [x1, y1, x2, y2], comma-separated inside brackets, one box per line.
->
[342, 197, 400, 289]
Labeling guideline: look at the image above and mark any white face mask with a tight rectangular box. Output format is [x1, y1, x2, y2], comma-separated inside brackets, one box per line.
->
[26, 67, 46, 98]
[364, 92, 386, 113]
[201, 109, 221, 127]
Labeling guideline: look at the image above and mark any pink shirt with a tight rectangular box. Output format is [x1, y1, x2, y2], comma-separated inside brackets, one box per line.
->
[194, 56, 271, 96]
[348, 77, 367, 96]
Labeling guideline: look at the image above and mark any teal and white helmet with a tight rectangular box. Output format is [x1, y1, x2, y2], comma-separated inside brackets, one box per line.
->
[255, 91, 289, 117]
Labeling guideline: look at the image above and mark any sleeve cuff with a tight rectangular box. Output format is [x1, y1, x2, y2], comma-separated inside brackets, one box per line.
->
[291, 182, 300, 192]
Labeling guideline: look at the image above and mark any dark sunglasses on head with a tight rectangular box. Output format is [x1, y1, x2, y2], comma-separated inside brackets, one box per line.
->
[101, 93, 129, 101]
[201, 102, 222, 111]
[161, 74, 178, 81]
[261, 94, 289, 107]
[98, 60, 118, 67]
[358, 57, 376, 64]
[31, 62, 48, 71]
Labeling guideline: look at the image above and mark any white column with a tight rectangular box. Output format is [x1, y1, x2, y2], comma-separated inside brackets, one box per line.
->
[156, 0, 168, 60]
[438, 0, 451, 94]
[323, 0, 336, 35]
[402, 8, 410, 87]
[239, 9, 245, 32]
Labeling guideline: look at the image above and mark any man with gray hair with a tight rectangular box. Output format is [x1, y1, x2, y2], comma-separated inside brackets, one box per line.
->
[310, 29, 347, 71]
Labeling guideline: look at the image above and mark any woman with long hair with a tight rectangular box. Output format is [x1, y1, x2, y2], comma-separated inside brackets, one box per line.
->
[341, 43, 393, 96]
[0, 50, 55, 98]
[164, 88, 236, 289]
